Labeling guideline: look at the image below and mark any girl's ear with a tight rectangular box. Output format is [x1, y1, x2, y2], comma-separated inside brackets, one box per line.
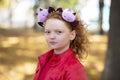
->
[70, 30, 76, 40]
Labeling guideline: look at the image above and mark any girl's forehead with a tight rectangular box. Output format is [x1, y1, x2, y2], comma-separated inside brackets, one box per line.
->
[45, 18, 70, 30]
[45, 18, 64, 24]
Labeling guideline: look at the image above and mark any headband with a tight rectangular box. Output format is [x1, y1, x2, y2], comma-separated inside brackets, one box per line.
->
[36, 7, 79, 27]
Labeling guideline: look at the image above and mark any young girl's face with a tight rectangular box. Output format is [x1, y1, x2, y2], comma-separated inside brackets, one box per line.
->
[44, 18, 76, 53]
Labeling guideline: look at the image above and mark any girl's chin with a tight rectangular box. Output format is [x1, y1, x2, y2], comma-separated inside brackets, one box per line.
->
[50, 46, 60, 50]
[50, 47, 59, 50]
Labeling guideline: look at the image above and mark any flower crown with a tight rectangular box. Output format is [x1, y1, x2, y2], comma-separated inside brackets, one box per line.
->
[36, 7, 79, 27]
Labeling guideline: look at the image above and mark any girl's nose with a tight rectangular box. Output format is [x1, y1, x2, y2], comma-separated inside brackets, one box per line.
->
[49, 33, 56, 39]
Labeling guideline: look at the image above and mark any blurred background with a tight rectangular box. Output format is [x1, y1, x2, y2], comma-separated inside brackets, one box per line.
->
[0, 0, 116, 80]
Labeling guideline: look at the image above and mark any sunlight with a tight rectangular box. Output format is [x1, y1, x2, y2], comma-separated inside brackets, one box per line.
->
[11, 0, 35, 27]
[1, 37, 19, 48]
[95, 62, 104, 72]
[0, 62, 36, 80]
[15, 62, 36, 75]
[89, 35, 107, 43]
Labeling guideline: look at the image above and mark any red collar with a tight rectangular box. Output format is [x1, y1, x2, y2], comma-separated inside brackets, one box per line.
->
[38, 48, 74, 67]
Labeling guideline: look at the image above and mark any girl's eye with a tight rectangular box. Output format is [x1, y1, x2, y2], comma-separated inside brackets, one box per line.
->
[45, 31, 50, 34]
[56, 31, 62, 34]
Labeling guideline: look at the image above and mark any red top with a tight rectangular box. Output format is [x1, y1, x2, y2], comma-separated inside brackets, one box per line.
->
[34, 48, 87, 80]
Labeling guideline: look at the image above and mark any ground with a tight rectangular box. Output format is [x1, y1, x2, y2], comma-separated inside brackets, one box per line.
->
[0, 28, 107, 80]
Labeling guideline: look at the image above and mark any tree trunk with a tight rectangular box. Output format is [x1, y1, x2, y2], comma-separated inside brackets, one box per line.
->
[102, 0, 120, 80]
[99, 0, 104, 35]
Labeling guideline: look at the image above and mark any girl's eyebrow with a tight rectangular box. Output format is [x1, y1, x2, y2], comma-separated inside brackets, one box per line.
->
[45, 29, 64, 31]
[55, 29, 64, 31]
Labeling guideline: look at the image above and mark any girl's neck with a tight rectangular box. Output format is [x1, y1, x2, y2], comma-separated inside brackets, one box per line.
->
[54, 47, 70, 54]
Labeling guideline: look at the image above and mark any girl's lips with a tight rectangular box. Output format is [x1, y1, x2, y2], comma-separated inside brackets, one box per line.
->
[49, 42, 57, 45]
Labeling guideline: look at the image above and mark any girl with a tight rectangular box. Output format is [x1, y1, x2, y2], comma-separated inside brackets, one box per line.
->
[34, 7, 88, 80]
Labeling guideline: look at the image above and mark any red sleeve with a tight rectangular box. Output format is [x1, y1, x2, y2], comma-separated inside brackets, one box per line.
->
[64, 63, 87, 80]
[33, 57, 41, 80]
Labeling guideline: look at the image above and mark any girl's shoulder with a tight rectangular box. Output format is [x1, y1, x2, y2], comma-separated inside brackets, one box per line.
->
[64, 54, 87, 80]
[67, 53, 84, 68]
